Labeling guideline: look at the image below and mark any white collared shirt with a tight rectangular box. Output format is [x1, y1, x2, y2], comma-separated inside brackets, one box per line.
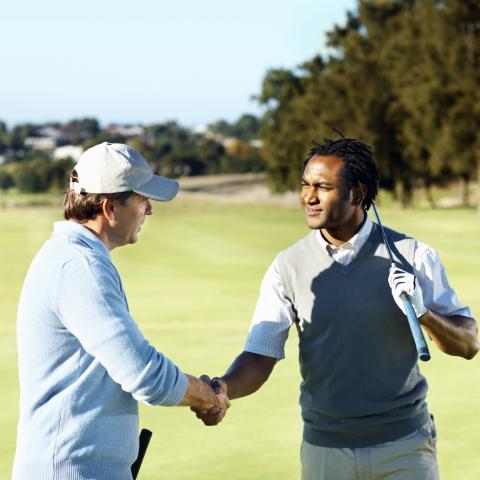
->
[315, 215, 374, 266]
[244, 216, 472, 360]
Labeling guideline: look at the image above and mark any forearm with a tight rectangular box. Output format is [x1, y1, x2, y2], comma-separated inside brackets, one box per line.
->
[189, 352, 276, 427]
[178, 374, 222, 410]
[219, 351, 277, 400]
[419, 311, 479, 359]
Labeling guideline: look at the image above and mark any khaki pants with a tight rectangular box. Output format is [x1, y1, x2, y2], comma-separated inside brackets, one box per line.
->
[301, 420, 439, 480]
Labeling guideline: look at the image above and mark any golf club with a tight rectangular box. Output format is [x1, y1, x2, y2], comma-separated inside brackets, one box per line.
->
[131, 428, 153, 479]
[371, 202, 431, 362]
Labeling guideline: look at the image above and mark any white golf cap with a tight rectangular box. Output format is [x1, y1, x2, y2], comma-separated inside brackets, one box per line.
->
[69, 142, 179, 201]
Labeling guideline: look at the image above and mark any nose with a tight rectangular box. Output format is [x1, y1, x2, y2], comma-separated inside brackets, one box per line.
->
[145, 200, 153, 215]
[302, 186, 317, 205]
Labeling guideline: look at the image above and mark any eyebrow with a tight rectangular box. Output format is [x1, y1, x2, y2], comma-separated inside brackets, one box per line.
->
[301, 178, 334, 187]
[134, 193, 150, 202]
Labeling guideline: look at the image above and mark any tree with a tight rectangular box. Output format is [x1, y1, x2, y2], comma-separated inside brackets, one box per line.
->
[65, 118, 100, 145]
[257, 68, 309, 192]
[197, 138, 225, 174]
[13, 158, 51, 192]
[256, 0, 480, 207]
[209, 114, 260, 141]
[0, 168, 14, 190]
[12, 154, 74, 193]
[436, 0, 480, 207]
[0, 120, 7, 153]
[6, 124, 38, 153]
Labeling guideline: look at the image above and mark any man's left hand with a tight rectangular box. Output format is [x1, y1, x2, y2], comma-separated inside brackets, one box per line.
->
[388, 266, 427, 318]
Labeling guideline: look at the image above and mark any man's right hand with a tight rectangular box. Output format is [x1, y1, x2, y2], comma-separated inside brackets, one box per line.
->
[190, 375, 230, 426]
[179, 374, 230, 423]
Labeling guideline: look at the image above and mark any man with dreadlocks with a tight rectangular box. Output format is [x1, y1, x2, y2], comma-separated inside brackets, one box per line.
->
[192, 137, 478, 479]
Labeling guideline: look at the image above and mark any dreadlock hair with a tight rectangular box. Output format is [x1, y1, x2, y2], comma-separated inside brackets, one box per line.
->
[303, 137, 379, 211]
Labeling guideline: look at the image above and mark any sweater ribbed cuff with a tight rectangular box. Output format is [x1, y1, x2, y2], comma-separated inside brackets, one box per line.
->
[162, 369, 189, 406]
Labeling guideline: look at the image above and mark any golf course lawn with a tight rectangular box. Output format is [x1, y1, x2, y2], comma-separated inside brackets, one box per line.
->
[1, 198, 479, 479]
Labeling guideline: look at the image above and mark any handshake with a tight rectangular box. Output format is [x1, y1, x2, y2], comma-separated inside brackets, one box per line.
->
[189, 375, 230, 426]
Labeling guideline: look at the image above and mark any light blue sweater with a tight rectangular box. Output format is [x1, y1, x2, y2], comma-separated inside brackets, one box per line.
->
[13, 221, 189, 480]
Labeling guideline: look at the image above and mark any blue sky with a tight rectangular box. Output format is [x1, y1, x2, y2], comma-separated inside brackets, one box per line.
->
[1, 0, 356, 127]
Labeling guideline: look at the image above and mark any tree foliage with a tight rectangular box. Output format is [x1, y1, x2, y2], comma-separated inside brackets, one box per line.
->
[0, 114, 265, 193]
[258, 0, 480, 206]
[11, 155, 74, 193]
[210, 114, 261, 141]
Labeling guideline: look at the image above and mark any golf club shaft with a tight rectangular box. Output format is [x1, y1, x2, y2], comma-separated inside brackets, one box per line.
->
[371, 202, 430, 362]
[399, 290, 430, 361]
[131, 428, 152, 479]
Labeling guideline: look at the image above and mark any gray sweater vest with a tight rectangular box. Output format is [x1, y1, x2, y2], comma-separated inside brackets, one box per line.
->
[277, 224, 430, 448]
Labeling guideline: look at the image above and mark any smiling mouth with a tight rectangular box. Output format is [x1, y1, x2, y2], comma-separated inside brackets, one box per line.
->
[306, 208, 322, 216]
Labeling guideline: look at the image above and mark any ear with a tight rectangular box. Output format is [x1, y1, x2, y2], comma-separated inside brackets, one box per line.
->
[101, 197, 116, 222]
[351, 184, 367, 206]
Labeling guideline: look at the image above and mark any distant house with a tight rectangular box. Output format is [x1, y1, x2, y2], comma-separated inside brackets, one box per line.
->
[221, 137, 238, 149]
[192, 123, 208, 135]
[38, 126, 63, 140]
[24, 137, 57, 151]
[249, 139, 263, 149]
[53, 145, 83, 162]
[203, 131, 235, 147]
[106, 125, 145, 137]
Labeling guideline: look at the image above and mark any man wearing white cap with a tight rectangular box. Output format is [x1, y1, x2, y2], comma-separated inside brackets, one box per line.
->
[13, 142, 229, 480]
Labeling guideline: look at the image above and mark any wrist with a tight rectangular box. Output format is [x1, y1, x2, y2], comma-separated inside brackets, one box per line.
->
[185, 374, 216, 410]
[418, 309, 431, 325]
[412, 297, 428, 319]
[211, 377, 228, 395]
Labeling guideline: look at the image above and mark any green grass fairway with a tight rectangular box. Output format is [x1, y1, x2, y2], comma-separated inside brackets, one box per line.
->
[1, 198, 479, 479]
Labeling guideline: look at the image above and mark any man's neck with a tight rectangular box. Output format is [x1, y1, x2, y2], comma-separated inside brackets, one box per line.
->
[73, 219, 115, 251]
[320, 211, 366, 247]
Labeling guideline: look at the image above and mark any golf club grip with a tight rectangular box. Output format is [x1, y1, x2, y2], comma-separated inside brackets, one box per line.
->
[401, 293, 430, 362]
[131, 428, 152, 479]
